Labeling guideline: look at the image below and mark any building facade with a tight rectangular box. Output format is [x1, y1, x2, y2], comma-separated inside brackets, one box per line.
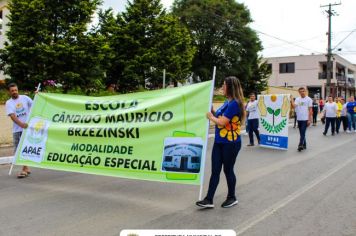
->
[266, 54, 356, 99]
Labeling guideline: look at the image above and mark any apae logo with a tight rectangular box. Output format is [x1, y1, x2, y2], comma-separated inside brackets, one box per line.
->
[27, 119, 46, 144]
[20, 117, 50, 163]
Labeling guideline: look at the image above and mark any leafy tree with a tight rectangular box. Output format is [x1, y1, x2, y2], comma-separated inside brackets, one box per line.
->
[96, 0, 195, 92]
[246, 58, 270, 95]
[0, 0, 105, 93]
[172, 0, 269, 94]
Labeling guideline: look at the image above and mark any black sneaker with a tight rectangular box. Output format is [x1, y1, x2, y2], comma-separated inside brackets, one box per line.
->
[298, 145, 303, 152]
[196, 198, 214, 208]
[247, 143, 254, 146]
[303, 145, 307, 150]
[221, 197, 238, 208]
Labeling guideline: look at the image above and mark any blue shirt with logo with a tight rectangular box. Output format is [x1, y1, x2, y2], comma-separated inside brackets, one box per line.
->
[214, 99, 242, 143]
[346, 101, 356, 115]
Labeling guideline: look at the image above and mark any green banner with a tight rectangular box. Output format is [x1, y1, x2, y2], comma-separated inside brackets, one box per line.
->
[14, 81, 212, 185]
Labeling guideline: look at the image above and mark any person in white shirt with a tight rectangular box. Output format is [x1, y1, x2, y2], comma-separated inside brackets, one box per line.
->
[5, 83, 33, 178]
[246, 93, 260, 146]
[322, 96, 337, 136]
[291, 87, 313, 152]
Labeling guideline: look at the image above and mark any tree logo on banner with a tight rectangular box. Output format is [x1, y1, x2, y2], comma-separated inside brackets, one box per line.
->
[258, 95, 290, 134]
[27, 119, 47, 144]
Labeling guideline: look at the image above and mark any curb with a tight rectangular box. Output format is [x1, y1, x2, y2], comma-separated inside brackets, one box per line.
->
[0, 156, 13, 165]
[0, 144, 13, 148]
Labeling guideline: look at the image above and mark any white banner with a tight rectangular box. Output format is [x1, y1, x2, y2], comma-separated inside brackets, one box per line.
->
[17, 117, 50, 163]
[257, 94, 290, 150]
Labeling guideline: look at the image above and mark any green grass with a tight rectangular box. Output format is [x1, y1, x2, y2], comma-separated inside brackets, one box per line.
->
[213, 94, 226, 102]
[0, 90, 10, 104]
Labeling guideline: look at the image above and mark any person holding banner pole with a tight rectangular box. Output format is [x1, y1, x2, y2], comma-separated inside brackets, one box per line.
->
[196, 76, 245, 208]
[290, 87, 312, 152]
[246, 93, 260, 146]
[243, 103, 249, 136]
[5, 83, 33, 178]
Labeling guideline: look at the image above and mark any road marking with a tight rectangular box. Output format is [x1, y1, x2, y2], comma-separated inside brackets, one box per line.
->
[235, 155, 356, 236]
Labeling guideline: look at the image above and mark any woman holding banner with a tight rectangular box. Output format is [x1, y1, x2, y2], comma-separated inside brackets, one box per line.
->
[196, 76, 245, 209]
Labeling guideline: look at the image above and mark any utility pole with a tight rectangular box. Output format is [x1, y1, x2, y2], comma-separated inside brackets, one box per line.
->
[321, 2, 341, 98]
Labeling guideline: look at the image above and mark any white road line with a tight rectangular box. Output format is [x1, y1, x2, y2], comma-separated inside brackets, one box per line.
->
[235, 155, 356, 236]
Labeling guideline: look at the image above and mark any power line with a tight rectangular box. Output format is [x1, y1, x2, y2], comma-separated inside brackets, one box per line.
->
[256, 30, 324, 54]
[338, 51, 356, 54]
[261, 29, 356, 50]
[263, 35, 324, 49]
[190, 5, 323, 54]
[333, 29, 356, 50]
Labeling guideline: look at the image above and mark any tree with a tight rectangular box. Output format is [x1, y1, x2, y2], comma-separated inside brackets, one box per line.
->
[172, 0, 269, 94]
[0, 0, 105, 93]
[96, 0, 195, 92]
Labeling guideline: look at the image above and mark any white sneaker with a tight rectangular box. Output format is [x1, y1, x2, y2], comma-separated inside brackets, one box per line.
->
[354, 130, 356, 133]
[346, 130, 351, 133]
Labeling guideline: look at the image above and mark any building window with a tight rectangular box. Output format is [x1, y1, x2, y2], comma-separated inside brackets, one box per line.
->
[266, 63, 272, 73]
[279, 62, 295, 73]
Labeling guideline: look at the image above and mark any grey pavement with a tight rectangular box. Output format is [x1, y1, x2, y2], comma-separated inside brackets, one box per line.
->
[0, 124, 356, 236]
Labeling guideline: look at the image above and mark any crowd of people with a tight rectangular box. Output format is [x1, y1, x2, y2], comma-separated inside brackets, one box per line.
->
[197, 80, 356, 209]
[4, 79, 356, 209]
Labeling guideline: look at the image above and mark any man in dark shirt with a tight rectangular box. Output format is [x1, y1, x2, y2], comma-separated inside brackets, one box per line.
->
[312, 98, 319, 126]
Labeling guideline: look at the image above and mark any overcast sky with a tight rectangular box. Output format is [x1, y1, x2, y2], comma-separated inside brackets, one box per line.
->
[102, 0, 356, 64]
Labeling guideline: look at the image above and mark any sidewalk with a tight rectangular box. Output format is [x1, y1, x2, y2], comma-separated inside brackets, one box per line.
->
[0, 146, 13, 157]
[0, 104, 13, 146]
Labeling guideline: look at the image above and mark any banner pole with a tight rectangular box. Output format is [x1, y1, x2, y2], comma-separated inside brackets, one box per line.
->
[199, 66, 216, 200]
[9, 83, 41, 176]
[163, 69, 166, 89]
[8, 161, 14, 176]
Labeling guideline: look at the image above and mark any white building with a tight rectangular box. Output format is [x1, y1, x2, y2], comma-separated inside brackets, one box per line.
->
[266, 54, 356, 99]
[0, 0, 9, 81]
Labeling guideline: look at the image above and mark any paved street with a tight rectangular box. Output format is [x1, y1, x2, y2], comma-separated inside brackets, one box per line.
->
[0, 124, 355, 236]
